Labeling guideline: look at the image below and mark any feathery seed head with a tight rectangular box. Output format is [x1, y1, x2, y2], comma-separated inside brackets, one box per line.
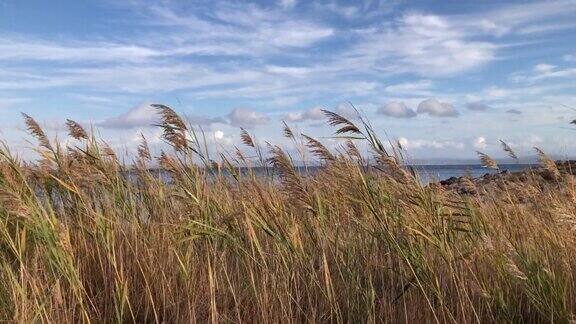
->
[22, 113, 52, 151]
[322, 110, 361, 135]
[65, 119, 88, 140]
[137, 134, 151, 161]
[153, 104, 187, 130]
[302, 134, 335, 162]
[476, 151, 498, 169]
[535, 147, 560, 178]
[240, 128, 255, 148]
[267, 145, 310, 209]
[153, 104, 188, 151]
[282, 121, 294, 139]
[499, 140, 518, 160]
[345, 140, 362, 161]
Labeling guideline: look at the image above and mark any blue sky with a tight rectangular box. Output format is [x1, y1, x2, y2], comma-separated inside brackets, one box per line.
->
[1, 0, 575, 160]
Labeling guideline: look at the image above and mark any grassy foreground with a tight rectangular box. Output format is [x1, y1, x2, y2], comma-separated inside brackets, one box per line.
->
[0, 105, 575, 323]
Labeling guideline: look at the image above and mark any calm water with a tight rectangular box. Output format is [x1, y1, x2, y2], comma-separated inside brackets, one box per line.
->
[410, 164, 533, 184]
[293, 164, 534, 183]
[145, 164, 534, 184]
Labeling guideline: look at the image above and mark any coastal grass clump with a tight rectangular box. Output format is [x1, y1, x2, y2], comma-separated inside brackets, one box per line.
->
[0, 107, 574, 323]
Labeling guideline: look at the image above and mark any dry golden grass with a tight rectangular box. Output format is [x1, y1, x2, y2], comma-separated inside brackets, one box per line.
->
[0, 107, 575, 323]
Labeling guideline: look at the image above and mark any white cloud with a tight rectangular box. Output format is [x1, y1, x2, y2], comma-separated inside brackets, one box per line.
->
[1, 64, 263, 93]
[0, 2, 337, 98]
[473, 137, 487, 150]
[334, 102, 360, 120]
[0, 37, 163, 63]
[398, 137, 409, 148]
[185, 114, 227, 127]
[265, 65, 312, 77]
[534, 63, 556, 73]
[564, 53, 576, 62]
[327, 1, 576, 78]
[397, 137, 465, 150]
[348, 81, 378, 95]
[467, 0, 576, 36]
[533, 67, 576, 81]
[150, 3, 333, 50]
[3, 0, 576, 160]
[378, 102, 416, 118]
[417, 98, 459, 117]
[516, 21, 576, 35]
[286, 103, 357, 124]
[213, 129, 233, 145]
[269, 96, 300, 107]
[511, 64, 576, 84]
[98, 103, 159, 129]
[313, 2, 359, 18]
[68, 94, 115, 104]
[0, 97, 31, 109]
[384, 80, 433, 95]
[228, 108, 270, 128]
[214, 130, 225, 140]
[267, 25, 334, 48]
[285, 107, 325, 122]
[347, 13, 495, 76]
[280, 0, 297, 9]
[98, 103, 225, 129]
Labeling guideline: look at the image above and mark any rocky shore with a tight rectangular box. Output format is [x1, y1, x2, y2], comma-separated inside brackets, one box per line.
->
[436, 160, 576, 197]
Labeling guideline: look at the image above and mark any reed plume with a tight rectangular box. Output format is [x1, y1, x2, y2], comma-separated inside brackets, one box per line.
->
[499, 140, 518, 161]
[282, 121, 294, 140]
[460, 176, 477, 194]
[65, 119, 88, 140]
[301, 134, 335, 162]
[267, 145, 310, 209]
[322, 109, 361, 135]
[345, 139, 362, 161]
[22, 113, 52, 151]
[153, 104, 188, 152]
[102, 144, 116, 159]
[157, 150, 177, 172]
[153, 104, 187, 130]
[137, 133, 151, 161]
[240, 128, 255, 148]
[534, 147, 560, 178]
[4, 108, 576, 323]
[476, 151, 498, 169]
[376, 154, 413, 183]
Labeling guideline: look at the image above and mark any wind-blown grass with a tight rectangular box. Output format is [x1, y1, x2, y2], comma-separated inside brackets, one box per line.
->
[0, 107, 575, 323]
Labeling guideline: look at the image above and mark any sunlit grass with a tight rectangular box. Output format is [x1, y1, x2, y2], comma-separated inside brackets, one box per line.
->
[0, 106, 574, 322]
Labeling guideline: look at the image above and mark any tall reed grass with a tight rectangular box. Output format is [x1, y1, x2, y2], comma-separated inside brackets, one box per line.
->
[0, 106, 574, 322]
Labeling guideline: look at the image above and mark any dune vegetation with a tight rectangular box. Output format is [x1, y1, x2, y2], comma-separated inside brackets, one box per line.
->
[0, 105, 575, 323]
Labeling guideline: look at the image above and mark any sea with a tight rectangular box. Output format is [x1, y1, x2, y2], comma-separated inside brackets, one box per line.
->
[147, 163, 535, 185]
[408, 163, 533, 183]
[289, 164, 533, 183]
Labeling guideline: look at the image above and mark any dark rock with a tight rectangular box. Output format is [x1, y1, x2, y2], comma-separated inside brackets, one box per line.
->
[557, 160, 576, 175]
[434, 160, 575, 196]
[440, 176, 459, 186]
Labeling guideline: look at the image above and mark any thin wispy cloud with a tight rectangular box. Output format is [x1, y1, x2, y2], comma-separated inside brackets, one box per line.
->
[0, 0, 575, 159]
[0, 97, 31, 110]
